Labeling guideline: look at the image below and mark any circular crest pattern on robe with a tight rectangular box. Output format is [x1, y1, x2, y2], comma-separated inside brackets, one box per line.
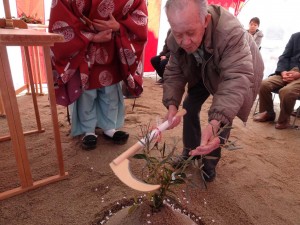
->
[49, 0, 148, 106]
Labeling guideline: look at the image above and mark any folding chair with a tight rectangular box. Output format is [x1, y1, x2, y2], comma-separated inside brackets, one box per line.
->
[292, 103, 300, 128]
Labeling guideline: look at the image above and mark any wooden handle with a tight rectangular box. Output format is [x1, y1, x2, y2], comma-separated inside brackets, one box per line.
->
[174, 109, 186, 118]
[112, 109, 186, 165]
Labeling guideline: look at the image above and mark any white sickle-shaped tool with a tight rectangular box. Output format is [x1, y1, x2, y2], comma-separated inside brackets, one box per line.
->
[109, 109, 187, 192]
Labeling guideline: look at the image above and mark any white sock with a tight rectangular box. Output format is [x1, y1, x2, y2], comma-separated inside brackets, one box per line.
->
[104, 129, 116, 137]
[85, 132, 97, 137]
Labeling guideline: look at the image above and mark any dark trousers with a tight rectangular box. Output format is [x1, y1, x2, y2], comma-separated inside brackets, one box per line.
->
[182, 81, 231, 166]
[150, 55, 169, 78]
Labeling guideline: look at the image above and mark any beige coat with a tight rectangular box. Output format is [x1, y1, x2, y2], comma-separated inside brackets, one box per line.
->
[163, 5, 264, 124]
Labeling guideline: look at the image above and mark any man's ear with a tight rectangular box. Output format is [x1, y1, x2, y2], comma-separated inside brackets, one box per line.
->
[204, 14, 211, 28]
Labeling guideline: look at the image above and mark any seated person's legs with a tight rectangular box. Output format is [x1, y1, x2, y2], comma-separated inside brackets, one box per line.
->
[159, 58, 169, 79]
[150, 55, 163, 77]
[275, 79, 300, 129]
[254, 75, 285, 122]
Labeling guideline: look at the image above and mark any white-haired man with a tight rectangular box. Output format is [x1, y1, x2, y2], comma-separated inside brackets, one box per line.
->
[163, 0, 264, 181]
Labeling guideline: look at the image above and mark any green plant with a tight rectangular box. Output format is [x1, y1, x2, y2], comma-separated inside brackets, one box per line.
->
[131, 124, 194, 211]
[130, 122, 239, 211]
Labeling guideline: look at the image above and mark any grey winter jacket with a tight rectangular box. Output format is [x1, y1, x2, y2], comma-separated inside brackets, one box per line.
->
[162, 5, 264, 125]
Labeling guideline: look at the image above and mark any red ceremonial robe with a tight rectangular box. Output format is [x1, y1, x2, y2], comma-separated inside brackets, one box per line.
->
[49, 0, 148, 106]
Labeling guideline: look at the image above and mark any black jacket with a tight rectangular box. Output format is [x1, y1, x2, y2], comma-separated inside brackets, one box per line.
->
[275, 32, 300, 75]
[159, 29, 171, 58]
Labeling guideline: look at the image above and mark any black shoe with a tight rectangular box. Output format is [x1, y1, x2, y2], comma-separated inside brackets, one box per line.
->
[201, 157, 220, 182]
[103, 131, 129, 145]
[82, 134, 97, 150]
[202, 168, 216, 182]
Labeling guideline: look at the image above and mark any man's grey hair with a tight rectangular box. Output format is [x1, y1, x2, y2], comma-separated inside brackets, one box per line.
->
[165, 0, 208, 24]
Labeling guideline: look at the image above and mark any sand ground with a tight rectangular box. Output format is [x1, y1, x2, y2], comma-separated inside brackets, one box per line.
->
[0, 77, 300, 225]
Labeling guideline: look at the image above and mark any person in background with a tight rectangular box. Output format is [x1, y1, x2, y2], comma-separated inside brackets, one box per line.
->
[150, 29, 171, 84]
[49, 0, 148, 150]
[253, 32, 300, 129]
[163, 0, 264, 182]
[247, 17, 263, 49]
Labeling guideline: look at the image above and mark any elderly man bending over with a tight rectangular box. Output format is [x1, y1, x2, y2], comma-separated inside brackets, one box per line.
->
[162, 0, 264, 182]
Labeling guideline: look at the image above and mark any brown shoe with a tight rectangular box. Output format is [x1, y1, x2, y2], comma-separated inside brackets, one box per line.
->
[275, 122, 290, 129]
[253, 111, 276, 122]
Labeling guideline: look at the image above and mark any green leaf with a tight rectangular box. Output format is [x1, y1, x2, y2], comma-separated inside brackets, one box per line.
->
[132, 154, 147, 159]
[128, 204, 139, 214]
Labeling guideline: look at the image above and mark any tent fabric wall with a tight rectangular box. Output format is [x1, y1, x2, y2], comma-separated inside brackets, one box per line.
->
[16, 0, 44, 23]
[208, 0, 245, 16]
